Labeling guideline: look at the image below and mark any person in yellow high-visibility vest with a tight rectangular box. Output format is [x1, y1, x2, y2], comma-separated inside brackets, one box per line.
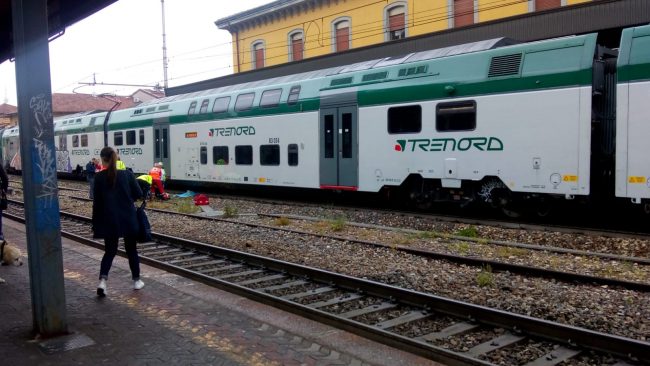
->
[136, 174, 152, 200]
[116, 155, 126, 170]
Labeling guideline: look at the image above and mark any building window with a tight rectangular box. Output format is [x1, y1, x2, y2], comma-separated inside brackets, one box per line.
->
[385, 3, 407, 41]
[388, 105, 422, 134]
[213, 146, 229, 165]
[533, 0, 562, 11]
[251, 41, 265, 70]
[436, 101, 477, 132]
[331, 18, 351, 52]
[288, 30, 304, 61]
[126, 130, 136, 145]
[260, 145, 280, 166]
[453, 0, 475, 28]
[235, 145, 253, 165]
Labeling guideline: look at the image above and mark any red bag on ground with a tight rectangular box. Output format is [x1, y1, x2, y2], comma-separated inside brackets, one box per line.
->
[194, 194, 209, 206]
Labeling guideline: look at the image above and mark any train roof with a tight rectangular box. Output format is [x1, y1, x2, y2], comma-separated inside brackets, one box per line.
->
[140, 37, 514, 108]
[54, 110, 107, 134]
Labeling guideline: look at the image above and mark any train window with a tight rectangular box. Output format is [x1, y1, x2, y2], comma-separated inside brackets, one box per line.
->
[324, 115, 334, 158]
[342, 113, 353, 158]
[146, 107, 156, 113]
[436, 101, 476, 132]
[235, 145, 253, 165]
[287, 86, 301, 105]
[59, 135, 67, 150]
[114, 131, 124, 146]
[200, 146, 208, 165]
[260, 89, 282, 108]
[212, 97, 231, 113]
[388, 105, 422, 134]
[162, 128, 168, 158]
[199, 99, 210, 114]
[72, 135, 79, 148]
[260, 145, 280, 166]
[126, 130, 136, 145]
[187, 101, 197, 115]
[158, 105, 169, 111]
[213, 146, 229, 165]
[154, 129, 160, 158]
[288, 144, 299, 166]
[81, 134, 88, 147]
[139, 129, 145, 144]
[89, 117, 98, 126]
[235, 93, 255, 112]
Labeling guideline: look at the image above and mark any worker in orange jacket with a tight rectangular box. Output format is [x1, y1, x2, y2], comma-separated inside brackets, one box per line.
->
[148, 162, 166, 199]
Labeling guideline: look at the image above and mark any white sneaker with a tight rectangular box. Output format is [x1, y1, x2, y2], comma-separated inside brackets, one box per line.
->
[97, 279, 107, 297]
[133, 279, 145, 290]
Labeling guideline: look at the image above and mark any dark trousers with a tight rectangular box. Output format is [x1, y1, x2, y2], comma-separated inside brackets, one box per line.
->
[87, 175, 95, 199]
[137, 180, 151, 199]
[99, 235, 140, 281]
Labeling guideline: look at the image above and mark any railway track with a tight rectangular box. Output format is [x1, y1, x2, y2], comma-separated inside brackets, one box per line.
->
[3, 199, 648, 365]
[56, 193, 650, 291]
[9, 176, 650, 240]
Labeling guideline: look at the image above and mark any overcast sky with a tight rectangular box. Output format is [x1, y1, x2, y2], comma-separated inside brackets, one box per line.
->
[0, 0, 274, 105]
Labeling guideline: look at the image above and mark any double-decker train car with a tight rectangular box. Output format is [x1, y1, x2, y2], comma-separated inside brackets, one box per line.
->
[616, 25, 650, 205]
[3, 24, 649, 215]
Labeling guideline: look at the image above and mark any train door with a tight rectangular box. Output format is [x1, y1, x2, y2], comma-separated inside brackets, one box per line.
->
[319, 105, 358, 189]
[153, 122, 170, 176]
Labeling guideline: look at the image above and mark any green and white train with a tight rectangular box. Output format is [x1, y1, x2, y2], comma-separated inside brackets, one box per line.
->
[3, 25, 649, 214]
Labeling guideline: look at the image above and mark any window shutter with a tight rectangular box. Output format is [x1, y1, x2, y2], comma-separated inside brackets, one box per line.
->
[454, 0, 474, 27]
[336, 27, 349, 51]
[535, 0, 561, 11]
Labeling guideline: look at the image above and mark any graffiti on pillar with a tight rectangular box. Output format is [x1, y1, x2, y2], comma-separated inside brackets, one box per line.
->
[29, 94, 57, 208]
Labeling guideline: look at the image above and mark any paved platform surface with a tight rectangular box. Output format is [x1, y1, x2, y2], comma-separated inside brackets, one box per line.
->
[0, 219, 442, 366]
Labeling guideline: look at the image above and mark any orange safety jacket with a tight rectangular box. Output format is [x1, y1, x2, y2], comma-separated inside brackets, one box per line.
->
[149, 167, 162, 180]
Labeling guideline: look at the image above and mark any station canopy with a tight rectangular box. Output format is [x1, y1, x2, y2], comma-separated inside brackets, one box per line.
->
[0, 0, 117, 64]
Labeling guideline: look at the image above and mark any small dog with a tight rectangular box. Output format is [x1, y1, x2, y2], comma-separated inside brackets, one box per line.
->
[0, 240, 23, 284]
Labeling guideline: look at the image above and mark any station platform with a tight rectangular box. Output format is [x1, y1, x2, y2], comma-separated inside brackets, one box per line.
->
[0, 219, 440, 366]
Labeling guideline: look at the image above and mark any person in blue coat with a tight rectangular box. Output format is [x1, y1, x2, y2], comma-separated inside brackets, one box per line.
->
[92, 146, 144, 296]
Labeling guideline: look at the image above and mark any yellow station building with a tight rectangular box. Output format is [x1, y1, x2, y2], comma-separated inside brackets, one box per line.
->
[216, 0, 591, 73]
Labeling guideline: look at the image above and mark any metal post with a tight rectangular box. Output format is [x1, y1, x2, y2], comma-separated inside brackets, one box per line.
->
[11, 0, 68, 336]
[161, 0, 169, 89]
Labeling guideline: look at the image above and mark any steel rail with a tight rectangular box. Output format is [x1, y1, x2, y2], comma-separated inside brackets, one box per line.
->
[58, 195, 650, 291]
[18, 174, 650, 239]
[3, 199, 648, 365]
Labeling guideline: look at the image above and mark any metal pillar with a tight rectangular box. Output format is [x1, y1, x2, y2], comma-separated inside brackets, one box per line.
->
[11, 0, 68, 336]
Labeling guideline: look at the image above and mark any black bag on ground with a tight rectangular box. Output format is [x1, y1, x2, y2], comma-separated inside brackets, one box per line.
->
[136, 200, 152, 243]
[0, 191, 7, 210]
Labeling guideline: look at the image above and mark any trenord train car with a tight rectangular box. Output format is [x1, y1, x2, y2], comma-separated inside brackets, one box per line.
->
[3, 25, 649, 215]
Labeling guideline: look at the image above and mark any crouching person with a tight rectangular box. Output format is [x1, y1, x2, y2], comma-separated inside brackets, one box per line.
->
[136, 174, 152, 200]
